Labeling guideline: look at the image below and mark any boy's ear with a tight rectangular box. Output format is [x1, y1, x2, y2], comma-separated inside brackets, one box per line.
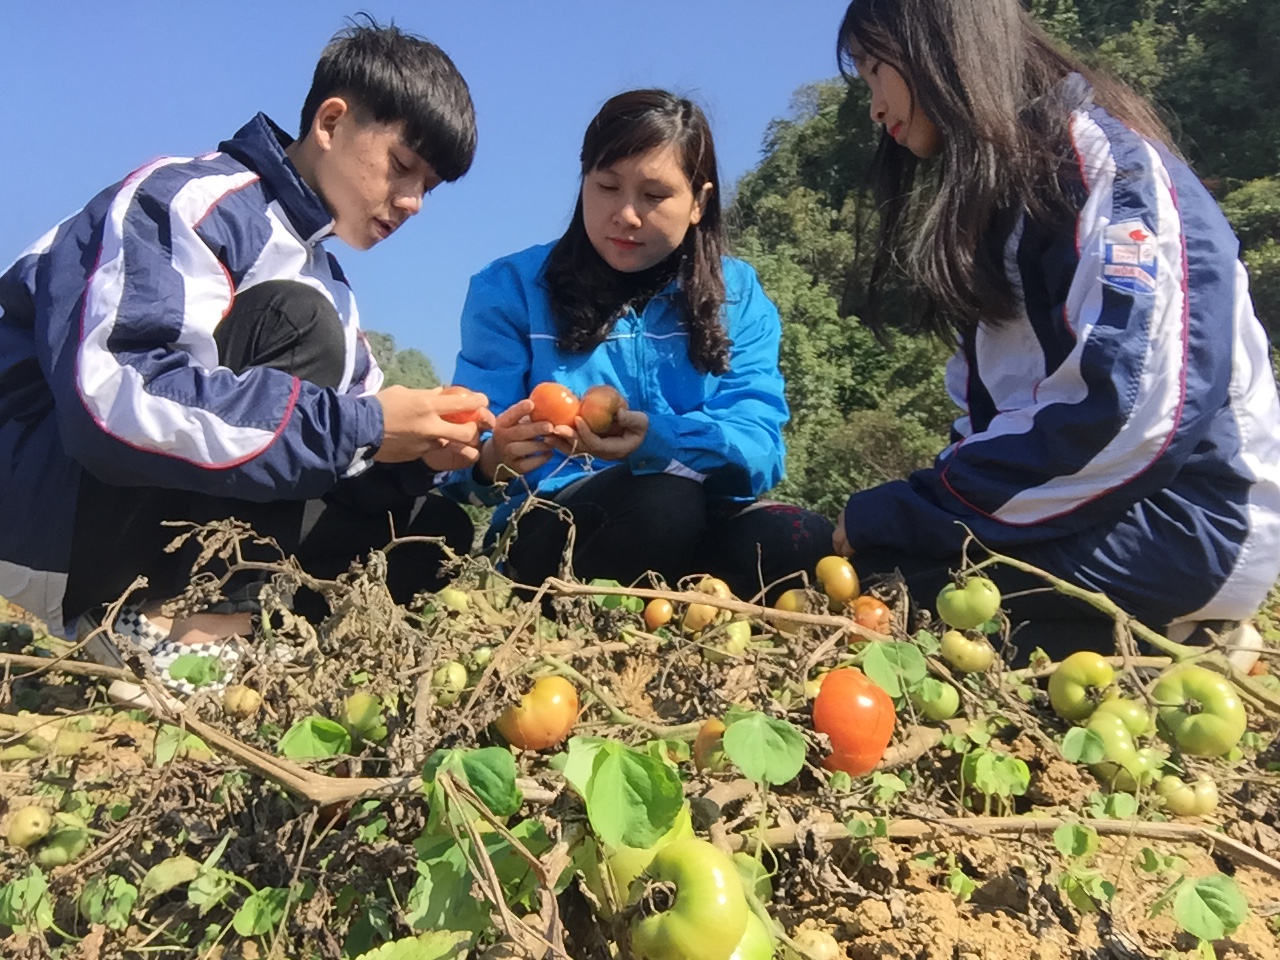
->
[309, 96, 352, 151]
[689, 182, 714, 226]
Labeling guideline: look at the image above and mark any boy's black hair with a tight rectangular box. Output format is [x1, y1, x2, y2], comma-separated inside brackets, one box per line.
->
[300, 14, 476, 182]
[545, 89, 730, 375]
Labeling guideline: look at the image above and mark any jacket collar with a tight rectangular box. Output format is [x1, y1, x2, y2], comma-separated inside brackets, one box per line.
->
[217, 113, 336, 244]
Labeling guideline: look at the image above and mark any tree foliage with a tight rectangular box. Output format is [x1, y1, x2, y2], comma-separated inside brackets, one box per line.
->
[365, 331, 441, 390]
[731, 1, 1278, 517]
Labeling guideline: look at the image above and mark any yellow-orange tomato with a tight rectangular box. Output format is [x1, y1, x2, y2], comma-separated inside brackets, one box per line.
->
[772, 588, 808, 635]
[438, 385, 486, 424]
[851, 596, 891, 633]
[528, 382, 580, 428]
[815, 555, 859, 606]
[579, 384, 626, 436]
[697, 577, 734, 600]
[494, 676, 579, 751]
[644, 598, 674, 631]
[693, 717, 728, 772]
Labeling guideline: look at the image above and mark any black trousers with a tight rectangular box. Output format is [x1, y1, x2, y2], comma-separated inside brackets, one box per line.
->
[62, 280, 472, 622]
[504, 465, 836, 604]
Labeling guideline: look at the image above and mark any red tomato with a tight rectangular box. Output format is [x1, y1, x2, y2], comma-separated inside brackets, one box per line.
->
[528, 382, 580, 428]
[812, 668, 895, 776]
[579, 385, 626, 436]
[851, 596, 891, 633]
[438, 385, 485, 424]
[494, 676, 579, 751]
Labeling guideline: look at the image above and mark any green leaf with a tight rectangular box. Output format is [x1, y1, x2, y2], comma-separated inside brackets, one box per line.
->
[232, 886, 290, 936]
[580, 741, 683, 849]
[0, 868, 54, 933]
[167, 652, 227, 687]
[154, 724, 213, 766]
[1052, 823, 1099, 860]
[404, 847, 491, 937]
[79, 875, 138, 930]
[861, 642, 927, 699]
[1104, 792, 1138, 819]
[423, 747, 522, 818]
[1061, 727, 1106, 764]
[140, 855, 201, 901]
[188, 868, 236, 916]
[352, 931, 472, 960]
[278, 716, 351, 759]
[587, 579, 644, 613]
[722, 712, 806, 786]
[557, 736, 608, 797]
[1174, 875, 1249, 942]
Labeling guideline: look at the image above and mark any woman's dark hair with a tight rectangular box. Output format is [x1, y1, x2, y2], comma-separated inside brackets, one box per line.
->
[301, 14, 477, 182]
[837, 0, 1172, 339]
[544, 89, 729, 374]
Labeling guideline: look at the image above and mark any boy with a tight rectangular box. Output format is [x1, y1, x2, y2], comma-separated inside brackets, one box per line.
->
[0, 19, 489, 685]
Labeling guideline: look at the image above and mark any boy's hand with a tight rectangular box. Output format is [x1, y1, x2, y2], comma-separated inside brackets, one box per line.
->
[423, 439, 483, 472]
[373, 385, 489, 463]
[476, 399, 568, 481]
[549, 408, 648, 461]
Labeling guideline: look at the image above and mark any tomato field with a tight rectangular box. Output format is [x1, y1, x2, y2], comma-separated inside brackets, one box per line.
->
[2, 524, 1280, 960]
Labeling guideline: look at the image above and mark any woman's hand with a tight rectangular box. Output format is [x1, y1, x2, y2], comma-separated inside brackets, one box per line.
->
[833, 507, 854, 557]
[551, 408, 649, 461]
[476, 399, 572, 482]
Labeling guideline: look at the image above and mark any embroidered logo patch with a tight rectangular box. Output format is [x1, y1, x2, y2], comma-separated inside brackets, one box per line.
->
[1101, 220, 1157, 293]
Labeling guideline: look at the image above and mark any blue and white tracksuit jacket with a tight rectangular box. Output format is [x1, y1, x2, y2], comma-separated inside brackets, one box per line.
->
[438, 243, 789, 537]
[842, 91, 1280, 628]
[0, 114, 387, 635]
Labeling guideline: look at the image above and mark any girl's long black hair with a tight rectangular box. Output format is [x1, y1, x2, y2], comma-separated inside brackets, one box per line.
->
[837, 0, 1173, 339]
[544, 89, 730, 374]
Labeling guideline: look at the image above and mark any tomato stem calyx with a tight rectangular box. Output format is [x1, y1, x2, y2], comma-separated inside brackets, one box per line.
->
[639, 880, 678, 917]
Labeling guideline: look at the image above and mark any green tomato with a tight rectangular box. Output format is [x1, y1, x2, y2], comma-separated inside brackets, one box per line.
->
[35, 825, 89, 867]
[436, 586, 470, 612]
[629, 838, 748, 960]
[1152, 664, 1247, 757]
[782, 928, 843, 960]
[728, 910, 776, 960]
[1092, 696, 1153, 738]
[6, 807, 52, 849]
[731, 852, 774, 904]
[341, 691, 388, 743]
[935, 577, 1001, 630]
[1047, 651, 1115, 722]
[1086, 712, 1164, 792]
[470, 645, 494, 669]
[938, 630, 996, 674]
[431, 661, 468, 707]
[1156, 775, 1219, 817]
[704, 620, 753, 664]
[606, 804, 694, 902]
[909, 681, 961, 721]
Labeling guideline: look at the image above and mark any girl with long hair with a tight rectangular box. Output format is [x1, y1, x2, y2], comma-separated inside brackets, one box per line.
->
[832, 0, 1280, 659]
[440, 89, 833, 600]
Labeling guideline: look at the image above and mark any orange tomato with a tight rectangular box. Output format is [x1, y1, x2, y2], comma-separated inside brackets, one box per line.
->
[579, 384, 626, 436]
[644, 598, 673, 631]
[494, 676, 579, 751]
[528, 382, 580, 428]
[812, 667, 895, 776]
[438, 385, 485, 424]
[693, 717, 727, 772]
[851, 596, 891, 633]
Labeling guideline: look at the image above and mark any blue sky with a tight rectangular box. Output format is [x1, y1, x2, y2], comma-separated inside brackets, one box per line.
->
[0, 1, 853, 382]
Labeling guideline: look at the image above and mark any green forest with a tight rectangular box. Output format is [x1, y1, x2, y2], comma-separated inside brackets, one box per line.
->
[730, 0, 1280, 518]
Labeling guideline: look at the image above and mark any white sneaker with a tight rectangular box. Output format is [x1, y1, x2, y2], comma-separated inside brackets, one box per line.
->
[1167, 619, 1264, 674]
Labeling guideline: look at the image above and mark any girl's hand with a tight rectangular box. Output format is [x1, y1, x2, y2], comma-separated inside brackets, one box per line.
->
[551, 408, 649, 461]
[477, 399, 568, 481]
[833, 507, 854, 557]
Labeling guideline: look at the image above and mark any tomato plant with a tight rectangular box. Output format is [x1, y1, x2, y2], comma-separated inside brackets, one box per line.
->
[644, 599, 673, 631]
[494, 676, 579, 751]
[1155, 775, 1219, 817]
[812, 668, 896, 776]
[528, 381, 580, 427]
[815, 555, 859, 606]
[938, 630, 996, 673]
[1151, 664, 1247, 757]
[628, 837, 748, 960]
[1047, 651, 1115, 722]
[579, 384, 626, 435]
[851, 596, 891, 633]
[935, 577, 1001, 630]
[438, 385, 486, 424]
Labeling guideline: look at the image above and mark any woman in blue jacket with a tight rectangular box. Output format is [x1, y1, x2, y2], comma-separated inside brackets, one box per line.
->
[831, 0, 1280, 657]
[441, 89, 833, 600]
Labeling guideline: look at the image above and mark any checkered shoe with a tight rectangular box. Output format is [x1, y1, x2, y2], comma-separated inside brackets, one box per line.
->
[150, 638, 242, 696]
[77, 603, 166, 669]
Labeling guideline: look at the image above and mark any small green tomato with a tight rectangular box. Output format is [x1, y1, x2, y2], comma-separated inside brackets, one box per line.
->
[938, 630, 996, 673]
[935, 577, 1001, 630]
[1047, 651, 1115, 722]
[1155, 775, 1219, 817]
[431, 661, 469, 706]
[435, 586, 471, 613]
[6, 807, 52, 849]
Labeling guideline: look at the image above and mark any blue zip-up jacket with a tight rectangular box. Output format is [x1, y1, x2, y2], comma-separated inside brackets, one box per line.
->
[438, 243, 789, 535]
[0, 114, 386, 635]
[842, 82, 1280, 627]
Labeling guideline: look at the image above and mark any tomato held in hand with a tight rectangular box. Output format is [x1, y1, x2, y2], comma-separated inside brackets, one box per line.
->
[579, 384, 627, 436]
[494, 676, 579, 751]
[438, 385, 486, 424]
[528, 381, 580, 427]
[1151, 664, 1247, 757]
[628, 838, 748, 960]
[815, 555, 859, 607]
[935, 577, 1002, 630]
[851, 596, 891, 633]
[1047, 651, 1115, 722]
[812, 667, 896, 776]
